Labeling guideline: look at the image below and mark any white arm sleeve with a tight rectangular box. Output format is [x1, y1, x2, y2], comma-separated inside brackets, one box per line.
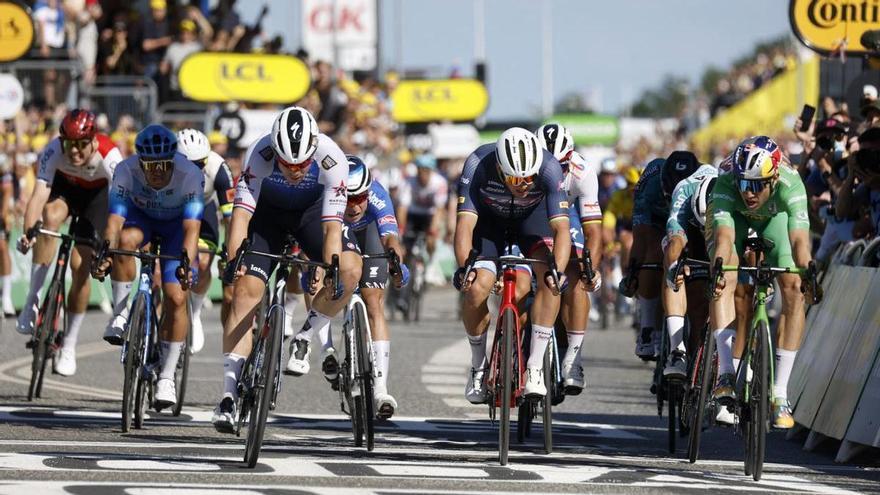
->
[315, 134, 349, 223]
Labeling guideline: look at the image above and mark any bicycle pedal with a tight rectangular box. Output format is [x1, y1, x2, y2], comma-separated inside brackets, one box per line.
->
[330, 379, 340, 392]
[563, 386, 583, 396]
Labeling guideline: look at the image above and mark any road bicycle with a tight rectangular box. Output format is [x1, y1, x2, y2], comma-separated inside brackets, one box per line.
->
[24, 219, 93, 401]
[225, 238, 341, 468]
[337, 249, 403, 452]
[94, 239, 191, 432]
[709, 237, 821, 480]
[390, 231, 427, 322]
[461, 248, 562, 465]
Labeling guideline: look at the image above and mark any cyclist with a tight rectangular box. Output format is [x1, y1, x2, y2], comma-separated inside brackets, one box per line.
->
[602, 166, 640, 270]
[16, 109, 123, 377]
[708, 135, 813, 429]
[536, 123, 602, 394]
[597, 157, 621, 212]
[92, 124, 204, 409]
[661, 167, 717, 381]
[340, 155, 409, 418]
[454, 128, 570, 402]
[176, 129, 235, 354]
[212, 106, 361, 432]
[397, 154, 448, 257]
[624, 151, 701, 361]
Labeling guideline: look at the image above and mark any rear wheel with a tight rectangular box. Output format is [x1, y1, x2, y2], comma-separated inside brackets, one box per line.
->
[122, 294, 146, 432]
[542, 345, 553, 454]
[354, 300, 375, 451]
[687, 329, 715, 463]
[498, 308, 515, 465]
[244, 307, 283, 468]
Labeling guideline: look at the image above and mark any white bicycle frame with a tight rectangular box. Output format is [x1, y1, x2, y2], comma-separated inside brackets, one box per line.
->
[343, 292, 375, 398]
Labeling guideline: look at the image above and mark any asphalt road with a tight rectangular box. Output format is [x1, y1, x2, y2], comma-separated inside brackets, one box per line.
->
[0, 288, 877, 494]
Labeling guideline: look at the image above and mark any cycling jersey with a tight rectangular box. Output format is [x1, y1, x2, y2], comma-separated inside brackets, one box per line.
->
[109, 153, 205, 221]
[458, 143, 567, 221]
[398, 171, 448, 217]
[666, 164, 717, 242]
[633, 158, 668, 228]
[37, 134, 122, 189]
[234, 133, 348, 223]
[200, 150, 235, 217]
[602, 188, 635, 230]
[348, 180, 400, 238]
[562, 151, 601, 224]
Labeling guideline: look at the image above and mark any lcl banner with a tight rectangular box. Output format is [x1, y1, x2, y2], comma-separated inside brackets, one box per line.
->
[302, 0, 377, 71]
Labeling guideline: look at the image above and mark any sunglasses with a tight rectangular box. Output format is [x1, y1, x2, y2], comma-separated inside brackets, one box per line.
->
[62, 138, 92, 151]
[347, 191, 369, 204]
[737, 178, 772, 193]
[503, 175, 536, 187]
[277, 156, 312, 171]
[139, 158, 174, 173]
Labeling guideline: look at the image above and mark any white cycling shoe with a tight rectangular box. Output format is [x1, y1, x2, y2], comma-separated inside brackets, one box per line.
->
[16, 303, 37, 335]
[190, 316, 205, 354]
[54, 348, 77, 376]
[285, 339, 310, 376]
[103, 314, 127, 346]
[524, 367, 546, 398]
[562, 361, 585, 395]
[154, 378, 177, 409]
[464, 367, 487, 404]
[375, 392, 397, 420]
[716, 405, 736, 426]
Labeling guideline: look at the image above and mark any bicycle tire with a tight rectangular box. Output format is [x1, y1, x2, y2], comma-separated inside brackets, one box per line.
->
[354, 300, 375, 451]
[667, 383, 678, 454]
[542, 344, 553, 455]
[687, 328, 715, 463]
[122, 294, 147, 432]
[28, 282, 60, 401]
[172, 323, 192, 417]
[244, 306, 283, 468]
[341, 322, 360, 446]
[751, 321, 770, 481]
[499, 308, 514, 465]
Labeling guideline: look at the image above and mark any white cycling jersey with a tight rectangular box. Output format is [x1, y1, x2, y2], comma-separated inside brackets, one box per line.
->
[200, 150, 235, 216]
[398, 171, 448, 217]
[561, 151, 601, 223]
[37, 134, 123, 189]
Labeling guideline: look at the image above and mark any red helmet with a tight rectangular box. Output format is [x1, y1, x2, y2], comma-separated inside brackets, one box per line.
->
[59, 109, 97, 140]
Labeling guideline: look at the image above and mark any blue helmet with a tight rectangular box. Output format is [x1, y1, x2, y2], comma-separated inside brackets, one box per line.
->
[346, 155, 372, 195]
[135, 124, 178, 160]
[415, 154, 437, 170]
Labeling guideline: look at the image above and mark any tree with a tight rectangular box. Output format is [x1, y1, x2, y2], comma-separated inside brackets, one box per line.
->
[630, 75, 689, 118]
[554, 91, 594, 114]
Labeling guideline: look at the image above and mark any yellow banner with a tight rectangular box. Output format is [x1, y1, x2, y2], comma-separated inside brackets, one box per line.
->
[179, 53, 311, 104]
[0, 2, 34, 62]
[790, 0, 880, 55]
[391, 79, 489, 123]
[690, 56, 819, 159]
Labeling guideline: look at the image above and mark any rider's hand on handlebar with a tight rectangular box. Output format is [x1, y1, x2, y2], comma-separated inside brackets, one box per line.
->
[16, 234, 34, 254]
[222, 258, 245, 284]
[585, 271, 602, 292]
[665, 260, 690, 291]
[712, 272, 726, 299]
[91, 255, 113, 281]
[393, 264, 410, 289]
[453, 266, 476, 292]
[311, 265, 326, 295]
[618, 275, 637, 298]
[544, 271, 568, 296]
[176, 265, 197, 290]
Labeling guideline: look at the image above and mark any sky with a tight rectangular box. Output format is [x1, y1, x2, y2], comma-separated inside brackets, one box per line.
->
[237, 0, 793, 120]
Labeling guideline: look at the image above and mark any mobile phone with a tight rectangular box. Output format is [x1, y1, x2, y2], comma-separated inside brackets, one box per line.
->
[800, 104, 816, 132]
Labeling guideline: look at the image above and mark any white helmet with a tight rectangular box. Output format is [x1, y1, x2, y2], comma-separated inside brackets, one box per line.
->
[691, 175, 717, 228]
[600, 157, 617, 174]
[271, 106, 319, 164]
[536, 123, 574, 162]
[176, 129, 210, 162]
[496, 127, 542, 178]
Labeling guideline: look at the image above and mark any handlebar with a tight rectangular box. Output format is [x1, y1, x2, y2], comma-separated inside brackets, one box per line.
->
[709, 257, 823, 304]
[580, 248, 596, 284]
[25, 221, 94, 245]
[460, 248, 563, 293]
[92, 239, 190, 287]
[363, 249, 403, 280]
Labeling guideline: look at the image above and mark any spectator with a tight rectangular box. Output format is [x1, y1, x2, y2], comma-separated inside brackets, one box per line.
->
[209, 0, 245, 51]
[314, 61, 348, 135]
[32, 0, 67, 106]
[68, 0, 102, 86]
[98, 18, 139, 76]
[140, 0, 173, 82]
[837, 128, 880, 238]
[160, 20, 203, 101]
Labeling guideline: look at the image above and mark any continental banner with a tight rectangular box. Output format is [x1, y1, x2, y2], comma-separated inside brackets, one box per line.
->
[790, 0, 880, 55]
[179, 52, 311, 104]
[391, 79, 489, 123]
[690, 56, 819, 159]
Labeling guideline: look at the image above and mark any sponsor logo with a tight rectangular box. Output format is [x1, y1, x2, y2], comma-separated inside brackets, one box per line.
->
[559, 201, 569, 209]
[250, 265, 268, 279]
[377, 214, 397, 226]
[458, 196, 465, 204]
[369, 266, 379, 278]
[0, 3, 34, 62]
[390, 79, 489, 123]
[258, 146, 274, 162]
[179, 53, 311, 103]
[791, 0, 880, 55]
[225, 188, 235, 203]
[332, 181, 346, 197]
[321, 155, 337, 170]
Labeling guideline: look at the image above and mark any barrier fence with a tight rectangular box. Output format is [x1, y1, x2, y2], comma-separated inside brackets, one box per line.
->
[789, 240, 880, 462]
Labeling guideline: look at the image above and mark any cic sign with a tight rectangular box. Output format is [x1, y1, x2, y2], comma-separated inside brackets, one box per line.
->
[790, 0, 880, 55]
[391, 79, 489, 123]
[178, 53, 310, 104]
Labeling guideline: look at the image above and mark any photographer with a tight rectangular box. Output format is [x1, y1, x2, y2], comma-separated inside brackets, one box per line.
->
[836, 127, 880, 239]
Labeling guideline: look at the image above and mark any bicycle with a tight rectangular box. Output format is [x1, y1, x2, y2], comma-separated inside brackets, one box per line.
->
[709, 237, 821, 480]
[23, 219, 93, 401]
[392, 231, 427, 322]
[94, 239, 190, 432]
[337, 249, 403, 452]
[461, 248, 562, 465]
[224, 238, 341, 468]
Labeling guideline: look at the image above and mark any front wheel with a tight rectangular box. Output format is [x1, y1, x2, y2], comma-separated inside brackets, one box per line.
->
[750, 321, 770, 481]
[687, 328, 715, 463]
[172, 325, 192, 417]
[29, 282, 61, 401]
[244, 307, 283, 468]
[498, 308, 515, 465]
[122, 294, 147, 432]
[541, 344, 554, 454]
[354, 300, 375, 451]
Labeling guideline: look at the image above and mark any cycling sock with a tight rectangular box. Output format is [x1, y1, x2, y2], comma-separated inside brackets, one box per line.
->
[62, 313, 85, 351]
[191, 291, 206, 321]
[159, 341, 184, 380]
[666, 315, 686, 353]
[1, 275, 12, 308]
[563, 330, 585, 366]
[111, 280, 133, 319]
[774, 348, 797, 401]
[284, 292, 299, 323]
[467, 333, 487, 370]
[296, 309, 330, 342]
[527, 325, 553, 369]
[373, 340, 390, 393]
[318, 322, 334, 351]
[25, 264, 50, 309]
[639, 296, 658, 336]
[714, 328, 736, 375]
[222, 353, 246, 400]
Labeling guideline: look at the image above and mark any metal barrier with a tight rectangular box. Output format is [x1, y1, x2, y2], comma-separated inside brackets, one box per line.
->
[156, 101, 211, 131]
[83, 76, 158, 128]
[0, 58, 82, 107]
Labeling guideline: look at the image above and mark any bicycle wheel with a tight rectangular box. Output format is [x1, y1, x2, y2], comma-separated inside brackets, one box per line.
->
[498, 308, 515, 465]
[542, 344, 553, 455]
[28, 282, 60, 401]
[172, 324, 192, 417]
[687, 329, 715, 463]
[340, 323, 361, 446]
[667, 382, 678, 454]
[750, 321, 770, 481]
[122, 294, 146, 432]
[354, 300, 375, 451]
[244, 306, 283, 468]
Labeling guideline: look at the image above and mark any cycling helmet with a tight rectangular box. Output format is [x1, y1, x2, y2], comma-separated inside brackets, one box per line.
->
[271, 106, 319, 165]
[59, 109, 97, 140]
[600, 157, 617, 174]
[536, 123, 574, 162]
[661, 150, 700, 200]
[135, 124, 177, 160]
[415, 154, 437, 169]
[623, 166, 641, 186]
[496, 127, 542, 178]
[176, 128, 210, 162]
[691, 176, 717, 228]
[732, 135, 781, 180]
[346, 155, 372, 195]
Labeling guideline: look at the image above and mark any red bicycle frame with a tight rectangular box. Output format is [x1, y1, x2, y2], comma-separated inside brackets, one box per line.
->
[487, 265, 525, 408]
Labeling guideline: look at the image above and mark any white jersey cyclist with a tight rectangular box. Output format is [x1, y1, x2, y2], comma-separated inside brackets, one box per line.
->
[38, 134, 122, 188]
[398, 170, 448, 217]
[562, 151, 602, 225]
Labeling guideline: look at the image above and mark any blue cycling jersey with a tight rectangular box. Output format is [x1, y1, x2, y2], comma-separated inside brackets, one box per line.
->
[633, 158, 668, 227]
[348, 180, 399, 237]
[109, 153, 205, 221]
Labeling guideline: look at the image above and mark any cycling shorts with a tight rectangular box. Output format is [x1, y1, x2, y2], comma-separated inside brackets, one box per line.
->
[470, 201, 556, 275]
[48, 176, 108, 247]
[354, 223, 387, 289]
[244, 199, 360, 284]
[199, 201, 220, 251]
[706, 211, 795, 270]
[122, 208, 196, 284]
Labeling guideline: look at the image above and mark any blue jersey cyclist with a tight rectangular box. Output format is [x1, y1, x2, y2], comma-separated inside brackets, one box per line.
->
[332, 155, 409, 419]
[213, 106, 362, 433]
[92, 124, 205, 410]
[454, 127, 571, 404]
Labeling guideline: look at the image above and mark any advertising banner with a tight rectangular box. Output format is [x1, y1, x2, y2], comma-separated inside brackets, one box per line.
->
[0, 2, 33, 63]
[179, 53, 310, 104]
[302, 0, 377, 71]
[391, 79, 489, 123]
[791, 0, 880, 55]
